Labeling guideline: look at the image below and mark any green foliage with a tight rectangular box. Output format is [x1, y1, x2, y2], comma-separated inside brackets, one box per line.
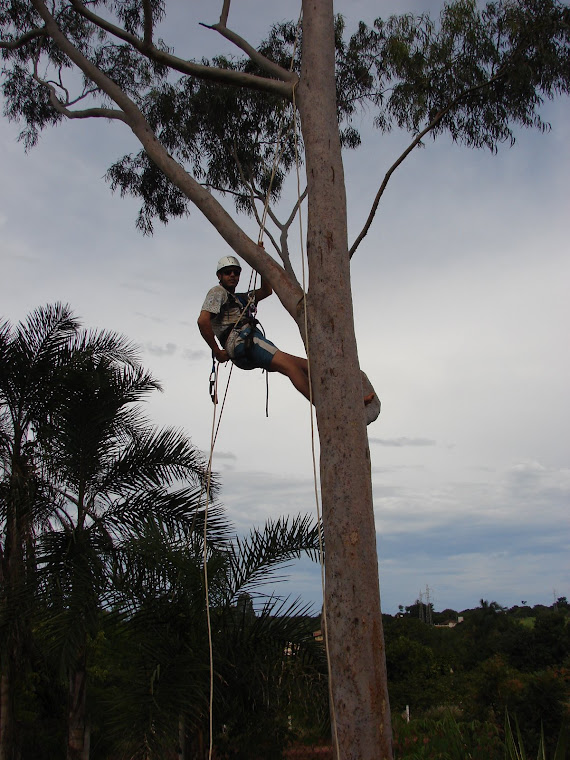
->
[0, 303, 325, 759]
[504, 711, 569, 760]
[2, 1, 569, 233]
[103, 0, 570, 231]
[382, 597, 570, 760]
[392, 712, 504, 760]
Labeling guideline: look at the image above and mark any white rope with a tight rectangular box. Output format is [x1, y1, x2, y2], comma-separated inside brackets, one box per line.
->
[200, 13, 342, 760]
[201, 88, 298, 760]
[203, 366, 219, 760]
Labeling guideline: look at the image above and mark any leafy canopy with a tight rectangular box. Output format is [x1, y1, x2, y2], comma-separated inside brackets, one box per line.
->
[1, 0, 569, 238]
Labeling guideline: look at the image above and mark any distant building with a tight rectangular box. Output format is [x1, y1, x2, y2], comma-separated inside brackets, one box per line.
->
[434, 616, 464, 629]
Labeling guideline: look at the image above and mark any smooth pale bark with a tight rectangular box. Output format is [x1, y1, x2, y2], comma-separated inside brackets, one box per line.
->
[295, 2, 392, 758]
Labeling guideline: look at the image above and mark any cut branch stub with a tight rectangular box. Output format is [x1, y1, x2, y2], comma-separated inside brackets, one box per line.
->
[362, 371, 381, 426]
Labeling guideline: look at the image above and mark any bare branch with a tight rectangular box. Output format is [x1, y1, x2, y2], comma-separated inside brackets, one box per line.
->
[201, 21, 297, 85]
[349, 71, 509, 258]
[0, 27, 47, 49]
[230, 142, 300, 285]
[69, 0, 139, 46]
[69, 0, 294, 98]
[231, 142, 281, 247]
[142, 0, 153, 48]
[275, 188, 306, 287]
[219, 0, 231, 27]
[283, 186, 308, 229]
[67, 87, 100, 107]
[37, 74, 127, 121]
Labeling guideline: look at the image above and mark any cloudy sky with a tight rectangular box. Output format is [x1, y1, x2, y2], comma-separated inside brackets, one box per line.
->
[1, 0, 568, 615]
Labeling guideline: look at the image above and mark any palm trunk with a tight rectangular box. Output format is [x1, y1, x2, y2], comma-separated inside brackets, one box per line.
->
[297, 2, 392, 758]
[67, 654, 89, 760]
[178, 714, 185, 760]
[0, 451, 28, 760]
[0, 671, 13, 760]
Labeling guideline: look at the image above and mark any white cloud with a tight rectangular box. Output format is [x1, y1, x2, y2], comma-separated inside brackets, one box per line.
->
[144, 342, 178, 357]
[370, 437, 437, 447]
[1, 0, 568, 615]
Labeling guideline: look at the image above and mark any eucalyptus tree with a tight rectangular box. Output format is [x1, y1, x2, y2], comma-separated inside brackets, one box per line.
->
[2, 2, 570, 758]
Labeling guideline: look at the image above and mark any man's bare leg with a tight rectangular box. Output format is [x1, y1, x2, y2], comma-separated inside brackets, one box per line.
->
[268, 351, 311, 400]
[269, 350, 375, 406]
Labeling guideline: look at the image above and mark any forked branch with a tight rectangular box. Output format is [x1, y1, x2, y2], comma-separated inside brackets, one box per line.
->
[32, 55, 127, 121]
[219, 0, 231, 27]
[200, 21, 297, 85]
[68, 0, 294, 98]
[349, 70, 509, 258]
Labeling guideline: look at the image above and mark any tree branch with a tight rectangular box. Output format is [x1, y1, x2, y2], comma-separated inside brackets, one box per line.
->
[230, 143, 300, 286]
[200, 179, 299, 276]
[29, 0, 302, 316]
[219, 0, 231, 27]
[200, 21, 298, 85]
[68, 0, 294, 98]
[0, 27, 47, 49]
[283, 186, 308, 230]
[349, 70, 509, 258]
[142, 0, 153, 48]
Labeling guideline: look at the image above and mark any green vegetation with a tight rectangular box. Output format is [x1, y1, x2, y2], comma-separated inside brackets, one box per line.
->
[1, 304, 323, 760]
[1, 306, 568, 758]
[385, 598, 570, 759]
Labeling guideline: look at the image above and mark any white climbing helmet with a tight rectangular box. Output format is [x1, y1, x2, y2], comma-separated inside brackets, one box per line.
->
[216, 255, 242, 274]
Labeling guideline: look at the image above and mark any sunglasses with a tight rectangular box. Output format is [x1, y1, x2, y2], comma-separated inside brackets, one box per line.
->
[220, 268, 241, 276]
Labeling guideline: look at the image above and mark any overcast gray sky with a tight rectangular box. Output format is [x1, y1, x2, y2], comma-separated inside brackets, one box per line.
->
[1, 0, 568, 614]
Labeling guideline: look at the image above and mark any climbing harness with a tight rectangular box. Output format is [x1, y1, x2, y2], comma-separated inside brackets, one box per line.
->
[209, 356, 217, 405]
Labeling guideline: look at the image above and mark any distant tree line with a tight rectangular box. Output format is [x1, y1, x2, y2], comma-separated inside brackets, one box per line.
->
[384, 596, 570, 756]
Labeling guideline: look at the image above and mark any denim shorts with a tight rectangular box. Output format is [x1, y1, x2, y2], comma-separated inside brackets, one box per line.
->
[226, 326, 278, 370]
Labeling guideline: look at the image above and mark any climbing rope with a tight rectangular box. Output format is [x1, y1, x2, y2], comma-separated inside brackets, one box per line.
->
[200, 19, 304, 759]
[201, 12, 341, 760]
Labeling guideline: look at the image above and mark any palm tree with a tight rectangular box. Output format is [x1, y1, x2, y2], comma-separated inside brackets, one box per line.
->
[104, 514, 323, 760]
[0, 303, 81, 760]
[33, 339, 215, 760]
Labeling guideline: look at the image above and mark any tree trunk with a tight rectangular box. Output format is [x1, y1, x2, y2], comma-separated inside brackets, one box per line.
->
[0, 671, 13, 760]
[19, 3, 394, 757]
[297, 2, 392, 758]
[178, 714, 185, 760]
[0, 454, 27, 760]
[67, 656, 89, 760]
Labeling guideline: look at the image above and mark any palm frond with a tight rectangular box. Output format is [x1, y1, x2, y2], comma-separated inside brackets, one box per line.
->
[226, 514, 321, 600]
[100, 425, 215, 496]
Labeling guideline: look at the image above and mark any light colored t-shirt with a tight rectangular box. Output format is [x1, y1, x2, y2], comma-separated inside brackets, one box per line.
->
[201, 285, 252, 340]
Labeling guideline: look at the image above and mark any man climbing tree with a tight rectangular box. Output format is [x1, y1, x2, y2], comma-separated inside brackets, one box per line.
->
[1, 1, 569, 758]
[198, 254, 378, 410]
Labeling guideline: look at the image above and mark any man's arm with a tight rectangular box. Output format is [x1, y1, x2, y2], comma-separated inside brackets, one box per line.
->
[254, 276, 273, 303]
[197, 310, 229, 363]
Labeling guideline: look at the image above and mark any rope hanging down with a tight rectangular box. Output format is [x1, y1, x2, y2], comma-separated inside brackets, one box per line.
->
[201, 11, 340, 760]
[201, 19, 303, 760]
